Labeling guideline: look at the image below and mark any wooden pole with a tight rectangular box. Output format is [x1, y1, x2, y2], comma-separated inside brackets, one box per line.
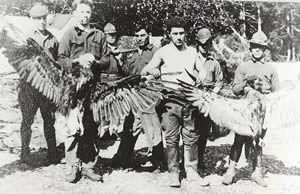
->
[257, 3, 262, 32]
[291, 6, 296, 61]
[286, 9, 291, 61]
[240, 1, 247, 38]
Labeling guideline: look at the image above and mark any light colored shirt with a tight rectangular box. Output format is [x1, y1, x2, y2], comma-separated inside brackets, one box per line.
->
[198, 53, 223, 89]
[232, 58, 280, 95]
[29, 29, 59, 61]
[144, 43, 197, 89]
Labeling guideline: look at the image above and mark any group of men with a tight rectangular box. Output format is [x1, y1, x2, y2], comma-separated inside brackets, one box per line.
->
[18, 0, 278, 188]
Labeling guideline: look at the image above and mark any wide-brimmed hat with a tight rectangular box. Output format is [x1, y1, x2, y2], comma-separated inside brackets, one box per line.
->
[29, 3, 49, 17]
[249, 31, 269, 48]
[196, 28, 212, 44]
[104, 23, 117, 34]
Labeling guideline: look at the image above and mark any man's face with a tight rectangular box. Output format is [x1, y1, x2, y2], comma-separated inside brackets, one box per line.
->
[251, 46, 265, 59]
[106, 33, 117, 45]
[169, 27, 185, 47]
[31, 15, 47, 31]
[74, 4, 92, 26]
[198, 39, 213, 54]
[135, 29, 149, 48]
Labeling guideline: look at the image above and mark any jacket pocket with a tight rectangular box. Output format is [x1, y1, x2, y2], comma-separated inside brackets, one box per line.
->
[90, 41, 101, 57]
[70, 40, 84, 57]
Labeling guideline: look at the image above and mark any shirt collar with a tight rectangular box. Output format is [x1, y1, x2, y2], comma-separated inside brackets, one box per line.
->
[251, 55, 265, 64]
[138, 43, 154, 51]
[198, 51, 214, 61]
[107, 44, 113, 48]
[146, 43, 154, 50]
[31, 29, 49, 37]
[75, 23, 90, 31]
[170, 42, 187, 51]
[30, 29, 52, 45]
[74, 23, 96, 34]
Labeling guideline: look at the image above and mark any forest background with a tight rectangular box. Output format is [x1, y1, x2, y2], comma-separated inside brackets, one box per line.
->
[1, 0, 299, 81]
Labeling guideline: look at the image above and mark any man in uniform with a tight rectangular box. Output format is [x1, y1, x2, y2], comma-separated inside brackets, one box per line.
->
[112, 26, 165, 172]
[19, 3, 59, 164]
[222, 31, 279, 187]
[103, 23, 123, 74]
[195, 28, 224, 169]
[58, 0, 109, 183]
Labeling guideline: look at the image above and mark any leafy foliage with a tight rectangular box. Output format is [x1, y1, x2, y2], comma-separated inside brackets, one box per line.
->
[0, 0, 298, 63]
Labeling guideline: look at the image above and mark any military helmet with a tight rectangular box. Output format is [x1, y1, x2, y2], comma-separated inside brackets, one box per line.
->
[104, 23, 117, 34]
[249, 31, 269, 48]
[196, 28, 212, 44]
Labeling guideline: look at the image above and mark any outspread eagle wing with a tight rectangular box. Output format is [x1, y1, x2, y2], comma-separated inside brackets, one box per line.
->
[1, 18, 63, 105]
[264, 80, 300, 130]
[1, 18, 93, 113]
[178, 80, 264, 137]
[90, 76, 180, 137]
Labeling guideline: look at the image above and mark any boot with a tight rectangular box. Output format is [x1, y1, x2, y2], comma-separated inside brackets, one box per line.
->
[20, 148, 31, 163]
[82, 168, 102, 182]
[251, 167, 267, 187]
[251, 152, 267, 187]
[166, 145, 180, 187]
[44, 120, 58, 164]
[65, 165, 80, 183]
[184, 144, 209, 186]
[151, 142, 166, 172]
[45, 137, 58, 164]
[245, 139, 254, 165]
[222, 160, 236, 185]
[20, 129, 32, 163]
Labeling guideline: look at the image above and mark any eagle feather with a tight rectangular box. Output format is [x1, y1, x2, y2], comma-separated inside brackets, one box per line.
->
[179, 80, 300, 137]
[1, 18, 175, 138]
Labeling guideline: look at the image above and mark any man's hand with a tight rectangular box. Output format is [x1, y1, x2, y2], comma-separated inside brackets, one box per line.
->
[244, 75, 262, 91]
[212, 87, 221, 94]
[245, 75, 259, 83]
[147, 68, 161, 78]
[73, 53, 95, 68]
[140, 68, 148, 76]
[111, 47, 120, 55]
[244, 86, 254, 94]
[141, 68, 160, 78]
[253, 78, 263, 90]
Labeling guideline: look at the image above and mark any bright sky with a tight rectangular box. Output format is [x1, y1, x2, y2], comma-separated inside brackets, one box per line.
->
[232, 0, 300, 2]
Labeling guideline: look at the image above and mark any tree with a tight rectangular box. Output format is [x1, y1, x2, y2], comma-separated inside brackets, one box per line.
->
[0, 0, 298, 61]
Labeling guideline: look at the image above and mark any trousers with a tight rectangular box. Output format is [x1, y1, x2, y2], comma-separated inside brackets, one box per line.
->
[18, 81, 56, 158]
[65, 99, 98, 169]
[161, 102, 199, 174]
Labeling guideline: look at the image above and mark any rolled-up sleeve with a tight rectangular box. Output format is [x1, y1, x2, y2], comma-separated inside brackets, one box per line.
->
[271, 69, 280, 92]
[214, 61, 224, 89]
[92, 32, 110, 74]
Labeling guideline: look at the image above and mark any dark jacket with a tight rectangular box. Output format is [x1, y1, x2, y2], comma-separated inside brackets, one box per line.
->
[103, 45, 123, 75]
[121, 44, 158, 76]
[57, 25, 109, 76]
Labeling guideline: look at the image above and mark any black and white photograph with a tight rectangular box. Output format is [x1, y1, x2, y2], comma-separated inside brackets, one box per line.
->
[0, 0, 300, 193]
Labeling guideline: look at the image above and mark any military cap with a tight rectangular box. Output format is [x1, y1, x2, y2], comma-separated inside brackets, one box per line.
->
[29, 3, 49, 17]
